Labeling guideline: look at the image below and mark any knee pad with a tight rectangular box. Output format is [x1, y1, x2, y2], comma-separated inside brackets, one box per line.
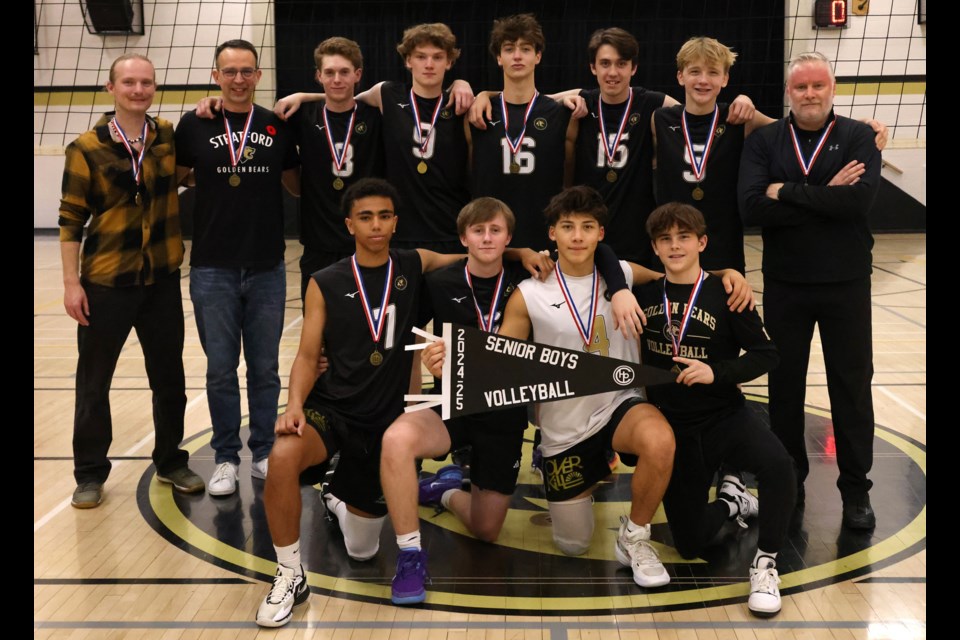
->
[548, 496, 595, 556]
[326, 493, 385, 561]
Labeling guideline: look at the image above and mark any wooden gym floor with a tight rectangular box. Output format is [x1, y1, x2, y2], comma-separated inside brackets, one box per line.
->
[34, 233, 926, 639]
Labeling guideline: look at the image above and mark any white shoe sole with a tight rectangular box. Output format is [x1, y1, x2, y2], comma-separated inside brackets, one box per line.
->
[614, 540, 670, 588]
[207, 482, 237, 496]
[748, 600, 781, 617]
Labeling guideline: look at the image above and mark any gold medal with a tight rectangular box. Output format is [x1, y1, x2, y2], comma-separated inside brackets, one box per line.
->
[671, 364, 682, 375]
[229, 174, 241, 187]
[134, 192, 142, 206]
[509, 161, 521, 174]
[333, 177, 344, 191]
[692, 186, 704, 200]
[417, 161, 428, 174]
[606, 170, 618, 183]
[369, 350, 383, 366]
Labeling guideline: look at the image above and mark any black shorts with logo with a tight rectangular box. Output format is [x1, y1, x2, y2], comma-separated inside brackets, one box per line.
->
[300, 403, 388, 517]
[541, 397, 644, 502]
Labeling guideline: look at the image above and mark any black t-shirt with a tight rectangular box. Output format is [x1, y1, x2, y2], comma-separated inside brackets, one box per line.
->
[654, 103, 746, 273]
[574, 87, 665, 265]
[175, 105, 299, 268]
[380, 81, 470, 244]
[292, 101, 384, 253]
[470, 95, 571, 251]
[635, 275, 778, 434]
[307, 249, 423, 430]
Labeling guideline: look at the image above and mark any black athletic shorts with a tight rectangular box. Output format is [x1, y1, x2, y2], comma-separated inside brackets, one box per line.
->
[443, 407, 528, 494]
[301, 404, 388, 517]
[541, 397, 644, 502]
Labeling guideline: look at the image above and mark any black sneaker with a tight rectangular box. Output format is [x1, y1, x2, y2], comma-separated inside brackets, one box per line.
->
[842, 494, 876, 530]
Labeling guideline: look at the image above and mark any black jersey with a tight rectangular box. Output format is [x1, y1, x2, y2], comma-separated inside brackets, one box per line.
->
[293, 101, 384, 253]
[380, 81, 470, 245]
[654, 104, 746, 273]
[175, 105, 299, 268]
[574, 87, 665, 266]
[635, 275, 778, 434]
[423, 259, 529, 333]
[422, 258, 530, 427]
[470, 96, 571, 251]
[307, 249, 423, 430]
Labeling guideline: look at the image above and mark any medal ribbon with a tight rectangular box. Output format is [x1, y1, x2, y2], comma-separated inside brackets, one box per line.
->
[464, 265, 505, 333]
[351, 255, 394, 345]
[598, 90, 633, 167]
[322, 105, 356, 176]
[555, 264, 600, 347]
[223, 108, 255, 167]
[789, 116, 836, 178]
[409, 89, 443, 159]
[111, 118, 148, 187]
[500, 91, 539, 157]
[680, 106, 719, 183]
[662, 269, 705, 358]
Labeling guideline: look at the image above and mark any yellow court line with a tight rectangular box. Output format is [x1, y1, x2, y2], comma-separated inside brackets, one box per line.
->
[150, 406, 926, 613]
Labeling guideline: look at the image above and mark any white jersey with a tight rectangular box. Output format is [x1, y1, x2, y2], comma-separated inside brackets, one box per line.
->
[518, 261, 643, 457]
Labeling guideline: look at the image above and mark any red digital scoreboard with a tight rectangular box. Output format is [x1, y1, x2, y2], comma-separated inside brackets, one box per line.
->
[814, 0, 849, 29]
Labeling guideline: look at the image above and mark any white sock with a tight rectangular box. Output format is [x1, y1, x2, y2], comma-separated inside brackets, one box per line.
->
[625, 518, 649, 535]
[396, 531, 421, 551]
[439, 488, 460, 510]
[753, 550, 777, 569]
[274, 541, 302, 573]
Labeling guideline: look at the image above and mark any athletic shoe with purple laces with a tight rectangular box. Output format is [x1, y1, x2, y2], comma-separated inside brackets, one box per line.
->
[417, 464, 463, 506]
[391, 548, 430, 604]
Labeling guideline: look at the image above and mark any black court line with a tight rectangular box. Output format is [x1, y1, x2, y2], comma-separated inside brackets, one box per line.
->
[855, 577, 927, 584]
[873, 303, 926, 330]
[34, 578, 252, 585]
[35, 456, 152, 461]
[871, 265, 926, 288]
[34, 620, 925, 633]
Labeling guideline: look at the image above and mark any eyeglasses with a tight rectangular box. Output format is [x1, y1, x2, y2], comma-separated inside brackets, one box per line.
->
[219, 67, 257, 79]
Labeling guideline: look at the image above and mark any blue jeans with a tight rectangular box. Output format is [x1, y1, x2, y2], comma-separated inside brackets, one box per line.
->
[190, 262, 286, 465]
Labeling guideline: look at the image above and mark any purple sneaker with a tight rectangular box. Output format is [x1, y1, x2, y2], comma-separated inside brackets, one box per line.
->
[417, 464, 463, 506]
[531, 445, 544, 479]
[391, 548, 430, 604]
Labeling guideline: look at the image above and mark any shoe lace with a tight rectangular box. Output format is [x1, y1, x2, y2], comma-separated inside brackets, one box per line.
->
[397, 552, 421, 577]
[625, 536, 661, 566]
[397, 551, 431, 583]
[212, 463, 234, 482]
[753, 566, 780, 594]
[732, 494, 750, 529]
[720, 483, 751, 529]
[267, 569, 296, 604]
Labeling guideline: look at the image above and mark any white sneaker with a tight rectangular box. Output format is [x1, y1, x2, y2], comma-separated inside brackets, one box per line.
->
[255, 564, 309, 627]
[251, 457, 268, 480]
[719, 474, 759, 528]
[614, 516, 670, 588]
[207, 462, 239, 496]
[748, 558, 781, 617]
